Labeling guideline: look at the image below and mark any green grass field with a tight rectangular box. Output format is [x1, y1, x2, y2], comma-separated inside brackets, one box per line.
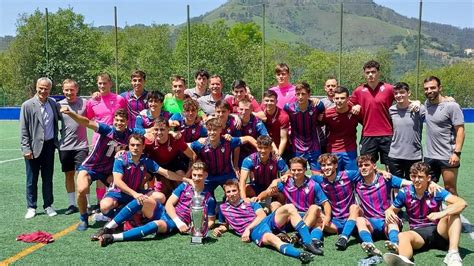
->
[0, 120, 472, 265]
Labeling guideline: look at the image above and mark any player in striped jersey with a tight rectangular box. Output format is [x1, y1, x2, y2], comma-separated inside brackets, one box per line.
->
[61, 108, 146, 231]
[213, 180, 318, 262]
[383, 162, 466, 266]
[284, 82, 325, 174]
[96, 162, 216, 246]
[169, 98, 208, 143]
[134, 90, 171, 129]
[121, 70, 149, 129]
[240, 135, 289, 201]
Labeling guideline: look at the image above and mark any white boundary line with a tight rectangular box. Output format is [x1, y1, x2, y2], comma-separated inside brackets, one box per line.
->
[0, 157, 23, 164]
[0, 149, 20, 151]
[0, 136, 19, 141]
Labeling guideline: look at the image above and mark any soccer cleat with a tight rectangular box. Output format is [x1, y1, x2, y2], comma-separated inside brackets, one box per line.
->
[335, 236, 348, 251]
[384, 240, 399, 254]
[25, 208, 36, 219]
[276, 232, 292, 243]
[99, 234, 114, 247]
[76, 221, 89, 231]
[311, 238, 324, 248]
[44, 206, 57, 217]
[65, 205, 79, 215]
[303, 242, 324, 256]
[383, 253, 414, 266]
[361, 242, 382, 257]
[91, 227, 113, 241]
[298, 251, 314, 263]
[443, 251, 463, 266]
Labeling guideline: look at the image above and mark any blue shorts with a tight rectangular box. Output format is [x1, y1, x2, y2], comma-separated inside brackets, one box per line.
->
[250, 212, 283, 246]
[331, 217, 348, 234]
[160, 212, 179, 233]
[77, 165, 108, 183]
[295, 150, 321, 171]
[204, 173, 237, 196]
[368, 217, 386, 238]
[104, 189, 150, 205]
[334, 151, 358, 171]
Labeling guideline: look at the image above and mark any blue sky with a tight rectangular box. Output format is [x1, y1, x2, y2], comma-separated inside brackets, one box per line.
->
[0, 0, 472, 37]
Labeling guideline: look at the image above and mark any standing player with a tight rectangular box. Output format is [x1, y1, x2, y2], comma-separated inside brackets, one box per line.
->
[240, 135, 289, 201]
[198, 74, 226, 116]
[321, 86, 361, 171]
[58, 79, 89, 215]
[96, 162, 216, 246]
[284, 82, 325, 174]
[261, 90, 290, 157]
[383, 162, 467, 266]
[169, 98, 208, 143]
[388, 82, 425, 179]
[423, 76, 464, 195]
[225, 79, 265, 119]
[163, 75, 188, 115]
[184, 69, 209, 99]
[269, 63, 296, 109]
[134, 90, 170, 129]
[213, 180, 320, 262]
[320, 77, 338, 108]
[121, 70, 149, 128]
[61, 108, 145, 231]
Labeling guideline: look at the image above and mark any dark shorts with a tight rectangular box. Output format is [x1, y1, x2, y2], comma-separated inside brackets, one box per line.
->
[250, 212, 283, 246]
[104, 189, 151, 205]
[360, 136, 392, 165]
[388, 157, 421, 180]
[413, 225, 449, 251]
[77, 165, 109, 184]
[424, 157, 460, 183]
[59, 149, 88, 172]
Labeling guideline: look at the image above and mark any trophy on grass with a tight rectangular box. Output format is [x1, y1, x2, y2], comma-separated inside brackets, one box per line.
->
[190, 192, 207, 244]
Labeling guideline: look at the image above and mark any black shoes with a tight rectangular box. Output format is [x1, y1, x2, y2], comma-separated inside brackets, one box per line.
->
[65, 205, 78, 215]
[335, 236, 348, 251]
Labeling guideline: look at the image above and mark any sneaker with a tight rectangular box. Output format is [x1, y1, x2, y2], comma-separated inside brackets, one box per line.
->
[444, 251, 462, 266]
[303, 242, 324, 256]
[335, 236, 348, 251]
[361, 242, 382, 257]
[65, 205, 79, 215]
[77, 221, 89, 231]
[383, 253, 414, 266]
[44, 206, 57, 217]
[384, 240, 399, 254]
[99, 234, 114, 247]
[93, 213, 111, 222]
[298, 251, 314, 263]
[91, 227, 113, 241]
[24, 208, 36, 219]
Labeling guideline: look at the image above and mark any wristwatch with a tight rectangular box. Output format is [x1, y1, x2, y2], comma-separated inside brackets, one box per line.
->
[453, 151, 462, 157]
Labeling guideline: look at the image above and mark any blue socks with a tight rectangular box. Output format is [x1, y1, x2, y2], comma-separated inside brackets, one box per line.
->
[279, 243, 301, 258]
[359, 230, 373, 243]
[123, 222, 158, 240]
[80, 213, 88, 222]
[388, 229, 399, 244]
[113, 199, 142, 224]
[310, 228, 323, 241]
[295, 221, 312, 245]
[341, 219, 356, 238]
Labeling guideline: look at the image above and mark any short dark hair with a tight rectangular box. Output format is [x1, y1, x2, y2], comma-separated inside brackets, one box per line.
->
[223, 179, 239, 190]
[363, 60, 380, 71]
[263, 89, 278, 99]
[318, 153, 338, 164]
[275, 63, 290, 74]
[194, 69, 210, 79]
[257, 135, 273, 147]
[183, 98, 199, 111]
[215, 100, 231, 111]
[171, 75, 186, 86]
[334, 86, 350, 96]
[410, 162, 431, 177]
[295, 82, 311, 94]
[289, 157, 307, 169]
[232, 79, 247, 90]
[128, 134, 145, 144]
[147, 90, 165, 103]
[357, 154, 376, 165]
[153, 117, 169, 128]
[393, 82, 410, 92]
[131, 70, 146, 81]
[423, 76, 441, 87]
[97, 73, 112, 82]
[114, 108, 128, 121]
[205, 117, 222, 129]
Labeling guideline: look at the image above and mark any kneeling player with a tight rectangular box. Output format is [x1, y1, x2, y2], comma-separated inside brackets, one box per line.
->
[383, 162, 467, 266]
[213, 180, 318, 263]
[94, 162, 215, 246]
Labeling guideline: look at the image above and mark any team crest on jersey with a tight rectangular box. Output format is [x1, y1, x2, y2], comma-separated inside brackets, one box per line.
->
[339, 180, 345, 185]
[221, 147, 225, 153]
[375, 182, 380, 188]
[126, 165, 132, 170]
[248, 129, 253, 134]
[304, 187, 310, 194]
[227, 128, 231, 133]
[309, 111, 313, 116]
[347, 113, 353, 119]
[225, 205, 231, 211]
[240, 204, 247, 209]
[380, 85, 385, 92]
[140, 165, 144, 171]
[191, 129, 196, 134]
[168, 146, 173, 152]
[269, 165, 274, 170]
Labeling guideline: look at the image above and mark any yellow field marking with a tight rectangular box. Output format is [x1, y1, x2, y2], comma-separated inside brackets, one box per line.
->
[0, 223, 79, 266]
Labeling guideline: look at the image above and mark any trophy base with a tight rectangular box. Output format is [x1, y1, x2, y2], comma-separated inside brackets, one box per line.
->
[191, 236, 203, 244]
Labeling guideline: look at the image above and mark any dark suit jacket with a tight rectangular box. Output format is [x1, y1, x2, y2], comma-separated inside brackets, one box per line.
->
[20, 96, 62, 158]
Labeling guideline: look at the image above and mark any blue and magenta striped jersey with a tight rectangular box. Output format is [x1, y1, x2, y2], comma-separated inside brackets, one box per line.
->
[135, 109, 171, 129]
[111, 151, 160, 192]
[393, 185, 451, 229]
[222, 116, 242, 137]
[355, 174, 403, 219]
[172, 183, 216, 226]
[241, 152, 288, 189]
[277, 177, 328, 212]
[170, 113, 208, 143]
[81, 123, 145, 174]
[240, 115, 269, 160]
[284, 100, 324, 153]
[121, 90, 149, 129]
[219, 200, 261, 235]
[191, 137, 242, 177]
[312, 170, 361, 219]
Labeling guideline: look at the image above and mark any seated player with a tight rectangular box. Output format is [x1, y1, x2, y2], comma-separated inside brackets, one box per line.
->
[383, 162, 467, 266]
[99, 134, 185, 218]
[61, 107, 146, 231]
[213, 180, 320, 263]
[144, 117, 196, 201]
[135, 90, 170, 129]
[240, 135, 289, 202]
[169, 98, 208, 143]
[214, 100, 241, 137]
[312, 153, 361, 250]
[96, 162, 216, 246]
[283, 82, 325, 174]
[258, 157, 330, 254]
[354, 154, 412, 256]
[190, 117, 257, 197]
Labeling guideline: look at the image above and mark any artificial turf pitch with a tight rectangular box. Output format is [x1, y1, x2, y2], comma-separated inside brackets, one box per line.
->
[0, 120, 472, 265]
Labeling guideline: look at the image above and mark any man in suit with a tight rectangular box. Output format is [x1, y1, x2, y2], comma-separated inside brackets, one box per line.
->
[20, 77, 62, 219]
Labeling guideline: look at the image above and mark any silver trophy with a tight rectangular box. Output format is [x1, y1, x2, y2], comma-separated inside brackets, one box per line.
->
[190, 193, 207, 244]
